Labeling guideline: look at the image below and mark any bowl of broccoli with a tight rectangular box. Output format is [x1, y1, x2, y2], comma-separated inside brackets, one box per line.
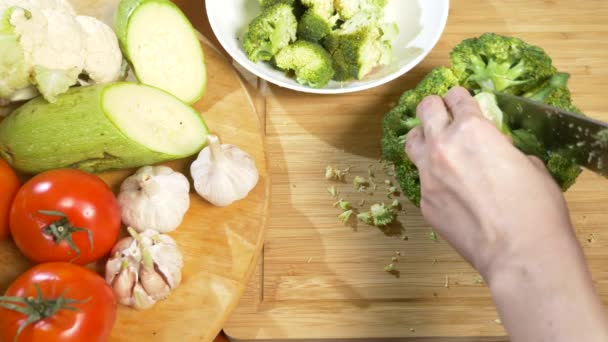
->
[206, 0, 450, 94]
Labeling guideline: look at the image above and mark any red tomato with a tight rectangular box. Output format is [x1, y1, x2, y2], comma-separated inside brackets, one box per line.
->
[10, 169, 121, 265]
[0, 262, 116, 342]
[0, 159, 20, 240]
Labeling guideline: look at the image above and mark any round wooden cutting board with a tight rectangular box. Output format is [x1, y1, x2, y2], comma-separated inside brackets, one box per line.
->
[0, 1, 268, 341]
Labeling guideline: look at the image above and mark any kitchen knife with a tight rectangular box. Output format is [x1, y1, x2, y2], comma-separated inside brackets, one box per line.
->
[494, 92, 608, 177]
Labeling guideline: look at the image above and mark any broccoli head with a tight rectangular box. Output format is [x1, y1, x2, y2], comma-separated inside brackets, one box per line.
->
[243, 3, 298, 63]
[274, 40, 335, 88]
[450, 33, 556, 94]
[383, 35, 583, 206]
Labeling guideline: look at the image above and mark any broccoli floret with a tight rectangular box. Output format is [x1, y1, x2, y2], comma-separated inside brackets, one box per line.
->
[524, 72, 582, 114]
[243, 4, 298, 63]
[323, 8, 397, 80]
[274, 40, 335, 88]
[297, 9, 338, 42]
[324, 27, 379, 80]
[450, 33, 556, 94]
[334, 0, 388, 19]
[300, 0, 335, 17]
[259, 0, 296, 9]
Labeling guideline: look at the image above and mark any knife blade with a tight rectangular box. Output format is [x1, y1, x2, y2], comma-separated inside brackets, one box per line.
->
[493, 92, 608, 176]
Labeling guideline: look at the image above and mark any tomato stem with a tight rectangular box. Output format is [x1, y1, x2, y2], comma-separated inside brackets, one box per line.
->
[0, 283, 91, 342]
[38, 210, 94, 260]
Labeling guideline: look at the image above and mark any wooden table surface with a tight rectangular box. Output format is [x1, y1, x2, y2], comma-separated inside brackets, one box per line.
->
[174, 0, 608, 341]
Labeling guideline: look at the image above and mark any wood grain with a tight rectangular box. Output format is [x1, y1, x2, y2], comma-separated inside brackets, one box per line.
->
[0, 1, 268, 342]
[222, 0, 608, 340]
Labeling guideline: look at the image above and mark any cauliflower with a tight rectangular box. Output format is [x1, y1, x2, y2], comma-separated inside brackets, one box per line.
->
[0, 1, 123, 104]
[77, 16, 122, 84]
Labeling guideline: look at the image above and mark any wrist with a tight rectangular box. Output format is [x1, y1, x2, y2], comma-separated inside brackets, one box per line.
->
[481, 232, 582, 288]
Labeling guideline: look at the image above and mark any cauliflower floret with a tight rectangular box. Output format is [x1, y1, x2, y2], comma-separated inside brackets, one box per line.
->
[8, 6, 84, 102]
[76, 16, 122, 83]
[0, 0, 123, 103]
[0, 7, 30, 99]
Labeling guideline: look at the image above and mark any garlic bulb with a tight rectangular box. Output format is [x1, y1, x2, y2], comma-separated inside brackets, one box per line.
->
[190, 135, 259, 207]
[118, 166, 190, 233]
[105, 228, 183, 310]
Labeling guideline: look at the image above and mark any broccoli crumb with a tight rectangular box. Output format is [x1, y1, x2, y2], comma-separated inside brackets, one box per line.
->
[358, 199, 366, 206]
[333, 199, 352, 210]
[401, 234, 409, 241]
[370, 203, 395, 226]
[338, 209, 354, 224]
[444, 275, 449, 288]
[384, 179, 392, 185]
[429, 231, 438, 241]
[391, 199, 401, 210]
[368, 165, 375, 178]
[494, 318, 502, 325]
[325, 165, 348, 181]
[357, 211, 372, 224]
[473, 275, 484, 284]
[387, 186, 399, 198]
[384, 263, 399, 277]
[353, 175, 369, 191]
[432, 258, 438, 265]
[327, 186, 339, 198]
[391, 256, 398, 262]
[409, 328, 415, 333]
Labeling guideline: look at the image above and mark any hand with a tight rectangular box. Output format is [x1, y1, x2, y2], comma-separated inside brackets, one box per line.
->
[405, 86, 573, 278]
[405, 86, 608, 342]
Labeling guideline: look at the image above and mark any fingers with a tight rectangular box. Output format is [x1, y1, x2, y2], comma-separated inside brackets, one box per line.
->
[416, 95, 451, 138]
[405, 126, 425, 167]
[444, 87, 482, 121]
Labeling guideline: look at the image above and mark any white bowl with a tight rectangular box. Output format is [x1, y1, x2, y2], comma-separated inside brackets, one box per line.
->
[206, 0, 450, 94]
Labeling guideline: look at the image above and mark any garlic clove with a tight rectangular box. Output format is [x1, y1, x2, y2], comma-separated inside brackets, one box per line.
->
[139, 266, 171, 300]
[132, 283, 156, 310]
[112, 266, 137, 304]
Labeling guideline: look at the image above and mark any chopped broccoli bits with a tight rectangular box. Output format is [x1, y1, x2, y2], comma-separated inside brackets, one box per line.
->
[243, 0, 397, 87]
[382, 33, 584, 207]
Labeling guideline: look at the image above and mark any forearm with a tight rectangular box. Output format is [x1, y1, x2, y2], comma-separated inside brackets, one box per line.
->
[486, 236, 608, 342]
